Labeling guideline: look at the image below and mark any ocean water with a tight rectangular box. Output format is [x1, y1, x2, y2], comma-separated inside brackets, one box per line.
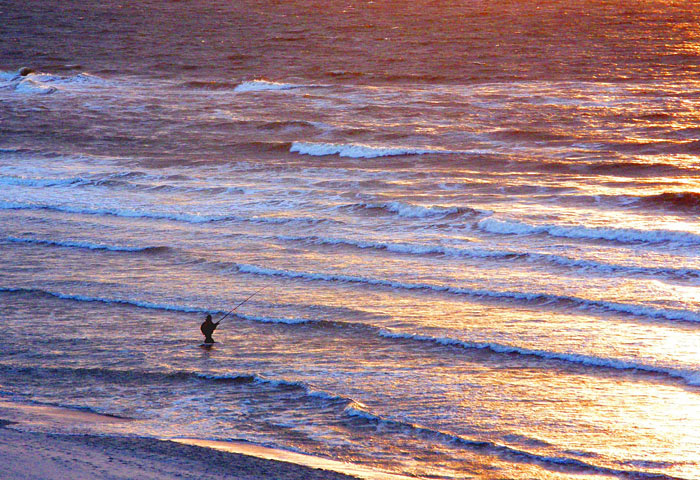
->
[1, 0, 700, 478]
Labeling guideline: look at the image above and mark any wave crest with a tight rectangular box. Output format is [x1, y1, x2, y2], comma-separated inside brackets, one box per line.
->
[378, 330, 700, 387]
[343, 402, 676, 479]
[273, 234, 699, 280]
[233, 263, 700, 324]
[0, 201, 327, 226]
[349, 201, 478, 219]
[1, 69, 107, 95]
[234, 80, 305, 92]
[290, 141, 461, 158]
[3, 287, 697, 388]
[0, 287, 312, 326]
[478, 217, 700, 245]
[4, 236, 168, 254]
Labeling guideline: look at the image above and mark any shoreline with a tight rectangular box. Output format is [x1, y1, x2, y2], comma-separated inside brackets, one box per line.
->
[0, 399, 411, 480]
[0, 427, 357, 480]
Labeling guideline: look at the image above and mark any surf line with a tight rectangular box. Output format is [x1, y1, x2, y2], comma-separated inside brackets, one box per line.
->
[233, 263, 700, 324]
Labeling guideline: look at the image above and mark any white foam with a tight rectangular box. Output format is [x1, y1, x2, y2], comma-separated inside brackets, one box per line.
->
[4, 236, 160, 253]
[233, 263, 700, 323]
[3, 71, 108, 95]
[0, 287, 208, 315]
[478, 217, 700, 245]
[5, 284, 698, 391]
[358, 201, 467, 218]
[22, 72, 107, 87]
[0, 70, 17, 82]
[344, 395, 618, 475]
[532, 252, 700, 278]
[0, 201, 325, 226]
[0, 287, 320, 328]
[274, 234, 699, 279]
[275, 234, 511, 258]
[0, 201, 233, 223]
[194, 372, 355, 408]
[344, 403, 382, 422]
[13, 78, 56, 95]
[290, 142, 459, 159]
[234, 312, 311, 325]
[378, 329, 700, 386]
[234, 80, 302, 93]
[0, 175, 84, 187]
[43, 72, 106, 85]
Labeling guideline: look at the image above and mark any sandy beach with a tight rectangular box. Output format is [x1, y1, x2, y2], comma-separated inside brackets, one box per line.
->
[0, 427, 358, 480]
[0, 400, 370, 480]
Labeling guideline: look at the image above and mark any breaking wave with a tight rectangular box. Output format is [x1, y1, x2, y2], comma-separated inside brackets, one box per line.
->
[0, 201, 328, 226]
[0, 360, 681, 478]
[274, 234, 517, 257]
[478, 217, 700, 245]
[11, 78, 57, 95]
[4, 236, 169, 254]
[192, 372, 354, 406]
[378, 330, 700, 387]
[347, 201, 480, 219]
[0, 69, 108, 95]
[232, 263, 700, 323]
[24, 71, 107, 86]
[272, 234, 700, 280]
[2, 286, 697, 389]
[0, 172, 255, 195]
[289, 141, 466, 158]
[0, 175, 88, 188]
[0, 287, 312, 326]
[0, 287, 212, 316]
[344, 404, 682, 479]
[234, 79, 307, 92]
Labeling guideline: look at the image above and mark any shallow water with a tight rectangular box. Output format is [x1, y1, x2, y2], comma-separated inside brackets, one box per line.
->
[1, 1, 700, 478]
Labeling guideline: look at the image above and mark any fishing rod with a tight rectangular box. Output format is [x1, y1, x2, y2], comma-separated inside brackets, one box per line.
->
[217, 286, 267, 323]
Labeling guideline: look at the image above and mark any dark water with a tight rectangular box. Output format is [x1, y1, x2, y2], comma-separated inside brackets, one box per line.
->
[1, 1, 700, 478]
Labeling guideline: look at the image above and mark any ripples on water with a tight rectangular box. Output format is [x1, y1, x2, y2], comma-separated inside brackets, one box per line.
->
[1, 0, 700, 478]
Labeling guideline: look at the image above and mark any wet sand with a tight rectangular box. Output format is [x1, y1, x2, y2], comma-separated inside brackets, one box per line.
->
[0, 400, 363, 480]
[0, 427, 363, 480]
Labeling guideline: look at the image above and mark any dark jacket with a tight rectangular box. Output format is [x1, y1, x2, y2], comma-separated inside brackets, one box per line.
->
[200, 318, 219, 343]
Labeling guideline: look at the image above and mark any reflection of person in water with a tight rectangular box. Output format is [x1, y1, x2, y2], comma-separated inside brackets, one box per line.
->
[200, 314, 220, 344]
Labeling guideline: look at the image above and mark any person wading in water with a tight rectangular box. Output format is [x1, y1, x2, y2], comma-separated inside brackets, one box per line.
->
[199, 287, 266, 345]
[200, 314, 220, 344]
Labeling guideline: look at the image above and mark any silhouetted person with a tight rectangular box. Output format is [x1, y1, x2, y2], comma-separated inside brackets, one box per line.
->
[200, 314, 220, 344]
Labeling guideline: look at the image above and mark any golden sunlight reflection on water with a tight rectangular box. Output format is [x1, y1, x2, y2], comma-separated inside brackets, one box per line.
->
[461, 370, 700, 476]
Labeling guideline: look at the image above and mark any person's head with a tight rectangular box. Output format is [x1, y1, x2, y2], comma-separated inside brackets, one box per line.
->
[206, 314, 212, 321]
